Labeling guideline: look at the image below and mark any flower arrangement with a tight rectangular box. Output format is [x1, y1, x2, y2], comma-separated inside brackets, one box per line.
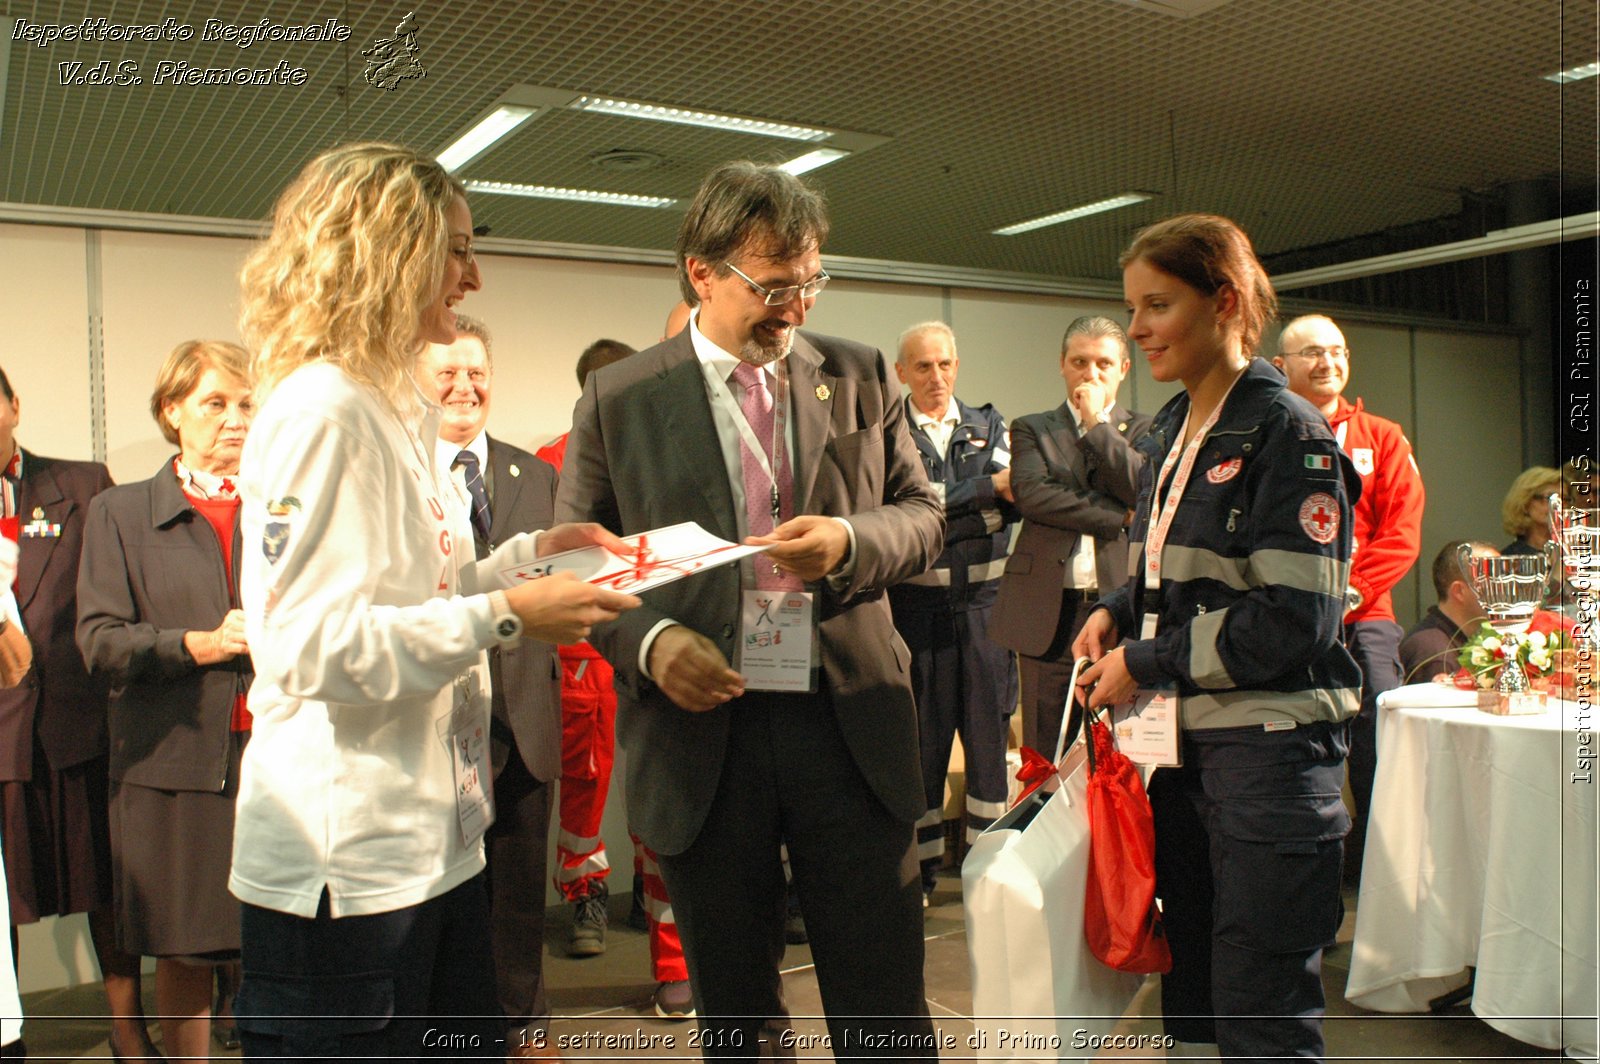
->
[1453, 610, 1577, 693]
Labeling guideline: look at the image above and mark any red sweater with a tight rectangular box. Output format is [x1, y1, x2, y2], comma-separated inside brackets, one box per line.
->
[1327, 397, 1425, 624]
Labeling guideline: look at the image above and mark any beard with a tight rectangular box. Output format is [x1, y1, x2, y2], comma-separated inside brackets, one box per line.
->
[740, 320, 795, 366]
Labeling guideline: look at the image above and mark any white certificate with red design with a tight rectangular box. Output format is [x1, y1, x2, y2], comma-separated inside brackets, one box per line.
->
[497, 521, 771, 595]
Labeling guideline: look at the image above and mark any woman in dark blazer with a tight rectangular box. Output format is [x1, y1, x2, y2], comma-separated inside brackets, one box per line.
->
[77, 341, 255, 1060]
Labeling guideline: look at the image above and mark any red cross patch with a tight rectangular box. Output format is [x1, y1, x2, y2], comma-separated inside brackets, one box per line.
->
[1298, 493, 1340, 544]
[1206, 457, 1242, 484]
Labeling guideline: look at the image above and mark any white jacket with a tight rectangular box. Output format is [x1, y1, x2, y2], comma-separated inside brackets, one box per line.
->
[233, 362, 537, 918]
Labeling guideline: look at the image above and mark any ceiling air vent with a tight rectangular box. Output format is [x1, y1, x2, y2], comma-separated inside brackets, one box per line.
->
[590, 149, 666, 173]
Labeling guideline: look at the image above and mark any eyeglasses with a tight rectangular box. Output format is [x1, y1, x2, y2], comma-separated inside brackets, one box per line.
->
[1284, 345, 1349, 361]
[724, 262, 830, 306]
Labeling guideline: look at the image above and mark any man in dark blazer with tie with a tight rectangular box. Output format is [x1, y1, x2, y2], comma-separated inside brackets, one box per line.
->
[0, 364, 158, 1057]
[990, 317, 1152, 755]
[421, 320, 563, 1058]
[557, 161, 944, 1057]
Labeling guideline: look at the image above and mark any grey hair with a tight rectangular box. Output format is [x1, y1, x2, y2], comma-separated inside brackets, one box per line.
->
[451, 313, 493, 364]
[897, 321, 957, 362]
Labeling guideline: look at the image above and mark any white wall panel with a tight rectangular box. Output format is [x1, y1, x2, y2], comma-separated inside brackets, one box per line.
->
[1, 224, 91, 460]
[99, 231, 250, 484]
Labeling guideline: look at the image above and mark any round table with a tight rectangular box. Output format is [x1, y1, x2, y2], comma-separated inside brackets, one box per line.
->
[1345, 684, 1597, 1059]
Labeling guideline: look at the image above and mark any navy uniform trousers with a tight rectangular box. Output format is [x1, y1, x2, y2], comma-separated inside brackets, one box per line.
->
[1148, 720, 1350, 1062]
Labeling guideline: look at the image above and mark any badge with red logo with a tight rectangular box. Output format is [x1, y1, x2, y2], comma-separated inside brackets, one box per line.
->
[1206, 457, 1242, 484]
[1298, 493, 1340, 544]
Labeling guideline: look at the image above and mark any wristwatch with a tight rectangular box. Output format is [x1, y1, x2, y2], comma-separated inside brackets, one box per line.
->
[1344, 586, 1364, 613]
[487, 590, 523, 644]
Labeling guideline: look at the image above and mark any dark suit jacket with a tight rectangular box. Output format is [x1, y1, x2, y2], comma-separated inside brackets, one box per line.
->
[75, 459, 252, 791]
[990, 402, 1151, 658]
[554, 329, 944, 855]
[0, 451, 113, 781]
[479, 437, 562, 783]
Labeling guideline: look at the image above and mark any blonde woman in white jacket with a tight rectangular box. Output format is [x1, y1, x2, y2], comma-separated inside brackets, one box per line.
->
[232, 142, 639, 1060]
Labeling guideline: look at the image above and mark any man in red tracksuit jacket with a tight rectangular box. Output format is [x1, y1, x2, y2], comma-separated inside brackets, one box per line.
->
[538, 338, 693, 1021]
[1274, 314, 1425, 870]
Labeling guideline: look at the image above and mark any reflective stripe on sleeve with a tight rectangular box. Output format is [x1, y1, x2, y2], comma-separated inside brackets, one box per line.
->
[1183, 686, 1360, 730]
[1158, 543, 1348, 597]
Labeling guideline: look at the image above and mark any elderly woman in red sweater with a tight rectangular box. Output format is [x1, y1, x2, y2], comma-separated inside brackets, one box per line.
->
[77, 340, 255, 1059]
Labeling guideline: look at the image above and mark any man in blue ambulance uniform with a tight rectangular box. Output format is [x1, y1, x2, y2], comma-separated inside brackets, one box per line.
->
[887, 321, 1018, 904]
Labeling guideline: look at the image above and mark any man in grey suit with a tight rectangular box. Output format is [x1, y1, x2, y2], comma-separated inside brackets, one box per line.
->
[556, 161, 944, 1058]
[422, 317, 563, 1058]
[990, 316, 1151, 755]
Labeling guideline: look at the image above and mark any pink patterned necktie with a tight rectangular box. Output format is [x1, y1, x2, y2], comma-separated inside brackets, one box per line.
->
[730, 361, 801, 590]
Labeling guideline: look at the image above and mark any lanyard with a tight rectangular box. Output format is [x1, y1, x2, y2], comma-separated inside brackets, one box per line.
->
[706, 359, 790, 525]
[1144, 369, 1245, 591]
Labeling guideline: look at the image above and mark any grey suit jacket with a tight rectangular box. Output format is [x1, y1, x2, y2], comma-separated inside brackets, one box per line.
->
[990, 402, 1151, 658]
[554, 329, 944, 855]
[481, 437, 562, 782]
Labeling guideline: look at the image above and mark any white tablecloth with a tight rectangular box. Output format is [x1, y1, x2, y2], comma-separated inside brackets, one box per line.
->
[1346, 684, 1598, 1058]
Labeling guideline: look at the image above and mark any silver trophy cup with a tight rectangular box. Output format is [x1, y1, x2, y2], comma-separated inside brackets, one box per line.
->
[1458, 543, 1551, 698]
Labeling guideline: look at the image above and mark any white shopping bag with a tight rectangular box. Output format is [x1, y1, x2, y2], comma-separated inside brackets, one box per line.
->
[962, 659, 1144, 1061]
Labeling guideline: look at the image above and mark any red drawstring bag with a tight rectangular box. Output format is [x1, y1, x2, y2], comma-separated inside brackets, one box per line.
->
[1083, 712, 1172, 974]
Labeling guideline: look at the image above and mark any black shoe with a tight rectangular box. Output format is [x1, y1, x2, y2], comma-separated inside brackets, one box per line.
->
[783, 882, 808, 944]
[628, 876, 650, 931]
[569, 881, 609, 956]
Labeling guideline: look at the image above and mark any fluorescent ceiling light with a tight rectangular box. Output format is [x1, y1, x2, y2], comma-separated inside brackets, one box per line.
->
[464, 180, 679, 209]
[1544, 60, 1600, 84]
[779, 148, 850, 175]
[437, 105, 538, 172]
[570, 95, 832, 142]
[992, 193, 1153, 236]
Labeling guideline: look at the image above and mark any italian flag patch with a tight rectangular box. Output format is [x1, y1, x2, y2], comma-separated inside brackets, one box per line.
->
[1304, 454, 1332, 471]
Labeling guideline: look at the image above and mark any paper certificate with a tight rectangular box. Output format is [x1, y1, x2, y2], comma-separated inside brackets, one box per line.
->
[499, 521, 769, 595]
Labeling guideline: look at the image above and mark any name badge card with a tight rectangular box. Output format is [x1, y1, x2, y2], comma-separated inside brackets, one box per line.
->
[1114, 688, 1181, 767]
[738, 589, 816, 692]
[437, 679, 494, 847]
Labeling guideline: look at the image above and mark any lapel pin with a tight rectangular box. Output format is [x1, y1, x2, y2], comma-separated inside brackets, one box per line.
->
[815, 384, 831, 401]
[32, 507, 44, 520]
[1117, 421, 1128, 432]
[509, 463, 520, 477]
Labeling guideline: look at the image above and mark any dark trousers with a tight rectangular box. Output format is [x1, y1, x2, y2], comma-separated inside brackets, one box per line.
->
[1343, 619, 1403, 855]
[654, 691, 937, 1061]
[1149, 721, 1349, 1062]
[893, 594, 1016, 883]
[237, 876, 501, 1061]
[485, 744, 552, 1043]
[1018, 594, 1100, 756]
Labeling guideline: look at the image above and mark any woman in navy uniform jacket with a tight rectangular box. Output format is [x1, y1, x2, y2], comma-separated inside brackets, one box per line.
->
[1076, 214, 1361, 1062]
[77, 340, 257, 1059]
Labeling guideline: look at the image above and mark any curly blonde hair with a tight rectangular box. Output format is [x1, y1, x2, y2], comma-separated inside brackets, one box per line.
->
[240, 142, 464, 408]
[1500, 465, 1561, 539]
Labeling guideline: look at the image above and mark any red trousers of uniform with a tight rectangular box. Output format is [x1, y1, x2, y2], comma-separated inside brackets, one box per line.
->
[553, 645, 686, 983]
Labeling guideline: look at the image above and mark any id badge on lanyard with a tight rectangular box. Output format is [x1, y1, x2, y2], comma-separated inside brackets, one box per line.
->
[709, 360, 819, 692]
[437, 675, 494, 847]
[1125, 375, 1243, 766]
[737, 589, 817, 692]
